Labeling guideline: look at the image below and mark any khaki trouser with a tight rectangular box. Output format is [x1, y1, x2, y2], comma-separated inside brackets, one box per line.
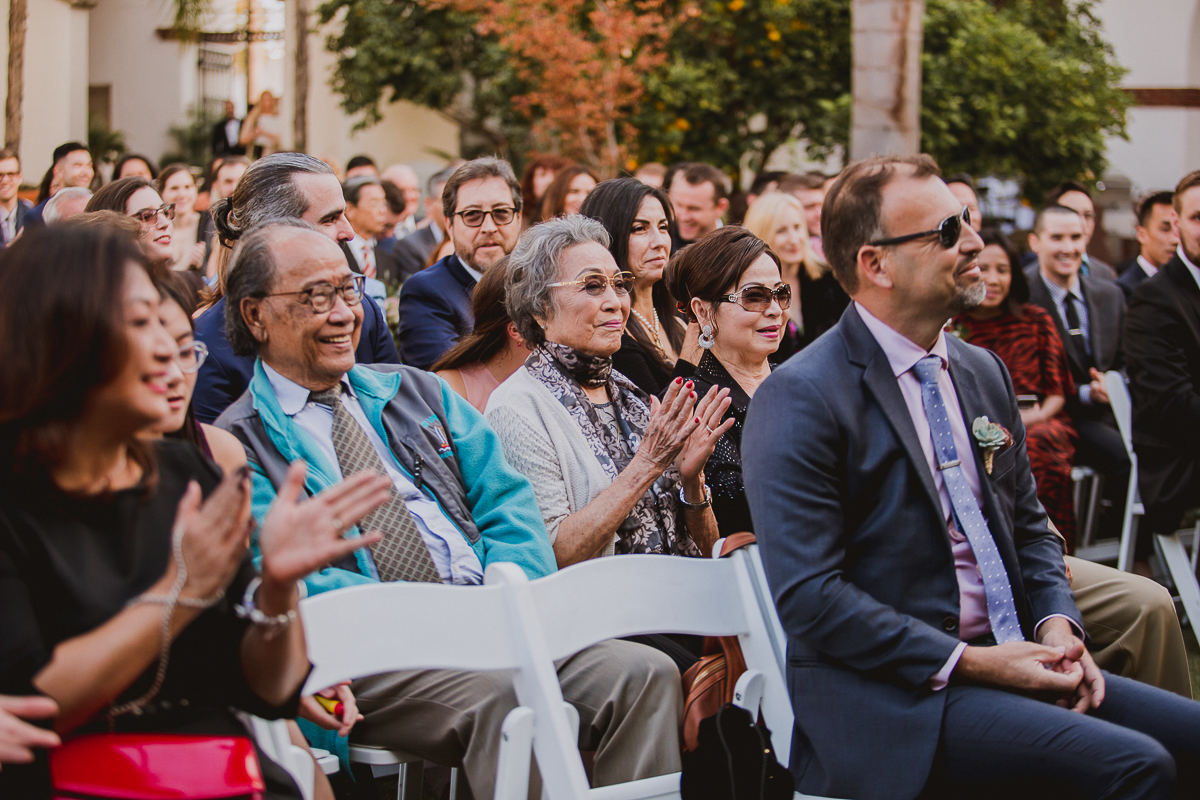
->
[349, 638, 683, 799]
[1067, 555, 1193, 698]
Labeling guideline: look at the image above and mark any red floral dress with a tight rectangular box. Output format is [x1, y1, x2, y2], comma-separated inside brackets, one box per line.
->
[951, 304, 1078, 550]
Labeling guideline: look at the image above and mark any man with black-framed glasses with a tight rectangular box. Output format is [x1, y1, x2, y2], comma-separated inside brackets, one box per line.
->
[397, 157, 524, 369]
[0, 147, 29, 245]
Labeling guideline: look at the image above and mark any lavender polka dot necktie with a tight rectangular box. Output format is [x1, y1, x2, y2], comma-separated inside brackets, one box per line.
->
[912, 356, 1023, 644]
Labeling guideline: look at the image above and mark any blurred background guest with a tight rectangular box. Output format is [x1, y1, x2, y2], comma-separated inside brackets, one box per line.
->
[950, 229, 1078, 548]
[665, 226, 786, 535]
[41, 187, 92, 225]
[157, 163, 211, 275]
[743, 192, 847, 360]
[633, 162, 666, 189]
[540, 164, 599, 220]
[520, 154, 570, 229]
[113, 153, 158, 182]
[581, 178, 685, 395]
[433, 258, 527, 412]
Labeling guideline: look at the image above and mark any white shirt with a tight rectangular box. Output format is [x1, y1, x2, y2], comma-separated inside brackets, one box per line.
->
[263, 363, 485, 585]
[1137, 255, 1159, 280]
[0, 204, 17, 243]
[461, 260, 482, 283]
[348, 233, 376, 277]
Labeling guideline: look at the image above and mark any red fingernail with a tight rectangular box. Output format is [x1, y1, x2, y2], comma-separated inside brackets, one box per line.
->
[675, 377, 683, 385]
[686, 381, 694, 388]
[695, 417, 701, 424]
[691, 392, 696, 398]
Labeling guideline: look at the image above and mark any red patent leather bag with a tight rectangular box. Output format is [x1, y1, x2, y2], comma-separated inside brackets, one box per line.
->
[49, 733, 265, 800]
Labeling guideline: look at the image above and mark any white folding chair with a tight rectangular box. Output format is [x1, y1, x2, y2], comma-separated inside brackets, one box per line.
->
[300, 581, 536, 800]
[1106, 370, 1200, 639]
[483, 545, 824, 800]
[242, 716, 324, 800]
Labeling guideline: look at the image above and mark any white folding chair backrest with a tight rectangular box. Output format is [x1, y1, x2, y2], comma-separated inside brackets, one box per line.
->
[484, 550, 794, 800]
[301, 582, 519, 693]
[1105, 371, 1143, 572]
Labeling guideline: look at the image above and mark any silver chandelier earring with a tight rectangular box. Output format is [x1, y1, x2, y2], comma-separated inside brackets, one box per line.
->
[698, 324, 715, 350]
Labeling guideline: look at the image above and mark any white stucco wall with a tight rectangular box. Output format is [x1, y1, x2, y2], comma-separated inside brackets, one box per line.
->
[88, 0, 196, 164]
[1095, 0, 1200, 194]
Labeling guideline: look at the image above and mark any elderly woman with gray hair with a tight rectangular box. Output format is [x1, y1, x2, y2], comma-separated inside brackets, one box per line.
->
[486, 216, 733, 568]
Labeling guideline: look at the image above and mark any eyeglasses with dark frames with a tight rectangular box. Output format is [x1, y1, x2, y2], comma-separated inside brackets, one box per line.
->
[265, 275, 366, 314]
[130, 204, 176, 225]
[547, 271, 636, 297]
[718, 283, 792, 313]
[869, 206, 970, 250]
[453, 207, 518, 227]
[175, 340, 209, 374]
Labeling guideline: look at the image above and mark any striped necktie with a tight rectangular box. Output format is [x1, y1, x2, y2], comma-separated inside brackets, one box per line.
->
[309, 385, 442, 583]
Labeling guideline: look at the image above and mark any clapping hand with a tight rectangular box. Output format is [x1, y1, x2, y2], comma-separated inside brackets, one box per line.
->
[257, 463, 392, 588]
[677, 385, 735, 483]
[636, 378, 704, 473]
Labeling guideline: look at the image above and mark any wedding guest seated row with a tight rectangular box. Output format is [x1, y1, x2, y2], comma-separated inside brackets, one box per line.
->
[0, 224, 389, 797]
[214, 219, 683, 799]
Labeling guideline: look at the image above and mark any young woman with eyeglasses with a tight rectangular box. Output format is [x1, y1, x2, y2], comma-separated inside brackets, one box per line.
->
[664, 226, 789, 537]
[84, 177, 177, 275]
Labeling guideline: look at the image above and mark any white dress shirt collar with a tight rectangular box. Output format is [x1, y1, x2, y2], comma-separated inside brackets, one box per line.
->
[1137, 255, 1159, 279]
[854, 301, 951, 377]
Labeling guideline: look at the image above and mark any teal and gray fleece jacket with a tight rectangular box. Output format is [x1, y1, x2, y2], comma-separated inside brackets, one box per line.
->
[216, 359, 558, 595]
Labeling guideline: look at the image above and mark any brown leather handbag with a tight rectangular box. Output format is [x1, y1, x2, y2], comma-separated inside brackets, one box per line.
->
[680, 532, 757, 752]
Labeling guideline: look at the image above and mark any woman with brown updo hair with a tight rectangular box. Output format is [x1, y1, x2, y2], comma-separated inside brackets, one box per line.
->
[520, 154, 570, 229]
[432, 258, 529, 412]
[664, 225, 790, 536]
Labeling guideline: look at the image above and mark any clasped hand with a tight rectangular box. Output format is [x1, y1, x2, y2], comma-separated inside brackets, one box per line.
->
[957, 618, 1104, 714]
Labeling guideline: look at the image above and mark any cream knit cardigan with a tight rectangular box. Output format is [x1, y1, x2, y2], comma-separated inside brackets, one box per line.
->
[485, 365, 619, 556]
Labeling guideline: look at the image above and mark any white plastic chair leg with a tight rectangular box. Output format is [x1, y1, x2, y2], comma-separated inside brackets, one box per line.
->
[493, 707, 535, 800]
[1156, 532, 1200, 643]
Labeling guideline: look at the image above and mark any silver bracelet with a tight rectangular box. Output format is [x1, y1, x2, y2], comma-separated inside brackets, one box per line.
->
[677, 483, 712, 510]
[234, 577, 298, 640]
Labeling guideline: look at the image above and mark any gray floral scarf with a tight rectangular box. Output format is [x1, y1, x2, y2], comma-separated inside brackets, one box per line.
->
[527, 342, 698, 556]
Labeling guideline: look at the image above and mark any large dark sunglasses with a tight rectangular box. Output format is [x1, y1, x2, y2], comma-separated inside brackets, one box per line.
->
[130, 204, 176, 225]
[870, 206, 970, 250]
[453, 207, 517, 227]
[720, 283, 792, 313]
[265, 275, 366, 314]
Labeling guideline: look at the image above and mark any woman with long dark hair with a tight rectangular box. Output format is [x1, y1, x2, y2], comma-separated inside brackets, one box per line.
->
[0, 224, 389, 796]
[580, 178, 686, 395]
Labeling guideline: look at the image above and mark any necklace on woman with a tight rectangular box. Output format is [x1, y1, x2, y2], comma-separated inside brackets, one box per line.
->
[630, 307, 664, 356]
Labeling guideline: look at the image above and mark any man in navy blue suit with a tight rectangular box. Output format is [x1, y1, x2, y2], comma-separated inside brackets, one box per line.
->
[396, 157, 522, 370]
[193, 153, 399, 423]
[743, 155, 1200, 800]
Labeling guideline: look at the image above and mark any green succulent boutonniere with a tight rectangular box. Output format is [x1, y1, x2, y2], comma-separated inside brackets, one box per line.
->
[972, 416, 1014, 475]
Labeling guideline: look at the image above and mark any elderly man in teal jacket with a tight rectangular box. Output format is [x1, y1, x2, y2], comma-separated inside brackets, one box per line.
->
[216, 219, 682, 798]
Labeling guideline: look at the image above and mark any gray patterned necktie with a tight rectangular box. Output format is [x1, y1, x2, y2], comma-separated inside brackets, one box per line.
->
[309, 386, 442, 583]
[912, 356, 1024, 644]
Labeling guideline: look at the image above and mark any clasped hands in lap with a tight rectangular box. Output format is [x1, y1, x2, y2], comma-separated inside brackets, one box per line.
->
[956, 618, 1104, 713]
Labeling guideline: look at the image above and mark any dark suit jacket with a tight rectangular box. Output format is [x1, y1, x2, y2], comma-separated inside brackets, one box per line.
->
[1084, 254, 1118, 281]
[392, 225, 441, 280]
[1, 199, 31, 245]
[211, 118, 245, 156]
[192, 294, 400, 424]
[396, 254, 476, 370]
[339, 239, 411, 286]
[1117, 259, 1153, 300]
[1024, 267, 1125, 419]
[742, 305, 1079, 800]
[1124, 255, 1200, 534]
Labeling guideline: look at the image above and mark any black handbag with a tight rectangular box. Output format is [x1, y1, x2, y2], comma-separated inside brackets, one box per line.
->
[680, 703, 794, 800]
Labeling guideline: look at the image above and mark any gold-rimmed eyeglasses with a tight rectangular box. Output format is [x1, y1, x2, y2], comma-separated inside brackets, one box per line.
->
[547, 271, 635, 297]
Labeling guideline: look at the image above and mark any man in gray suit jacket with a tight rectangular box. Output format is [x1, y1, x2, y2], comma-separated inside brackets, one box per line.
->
[743, 156, 1200, 800]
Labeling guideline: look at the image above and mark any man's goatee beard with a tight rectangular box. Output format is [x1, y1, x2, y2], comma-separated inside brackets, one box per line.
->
[950, 279, 987, 314]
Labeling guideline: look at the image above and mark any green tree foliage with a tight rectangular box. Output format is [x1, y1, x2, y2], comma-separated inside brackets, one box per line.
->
[321, 0, 1128, 196]
[317, 0, 531, 158]
[920, 0, 1128, 199]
